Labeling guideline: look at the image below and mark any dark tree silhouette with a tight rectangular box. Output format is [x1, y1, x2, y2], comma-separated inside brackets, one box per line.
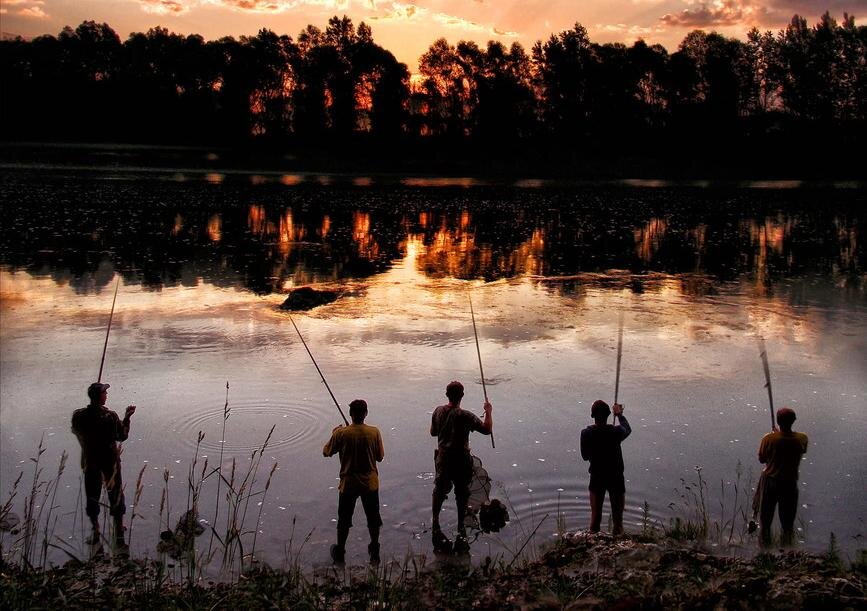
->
[0, 13, 864, 172]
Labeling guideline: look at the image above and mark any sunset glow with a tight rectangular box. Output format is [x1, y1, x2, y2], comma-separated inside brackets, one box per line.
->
[0, 0, 854, 71]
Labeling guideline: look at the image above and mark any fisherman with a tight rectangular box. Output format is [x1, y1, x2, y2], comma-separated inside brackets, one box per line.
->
[323, 399, 385, 564]
[430, 380, 493, 552]
[71, 382, 136, 547]
[580, 400, 631, 535]
[757, 407, 808, 546]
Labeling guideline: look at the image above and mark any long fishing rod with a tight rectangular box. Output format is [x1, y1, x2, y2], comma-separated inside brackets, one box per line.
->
[469, 292, 495, 449]
[288, 313, 349, 426]
[97, 277, 121, 383]
[750, 334, 777, 534]
[757, 336, 777, 431]
[614, 309, 624, 407]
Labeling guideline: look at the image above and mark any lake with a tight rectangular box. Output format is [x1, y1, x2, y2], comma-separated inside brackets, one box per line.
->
[1, 168, 865, 568]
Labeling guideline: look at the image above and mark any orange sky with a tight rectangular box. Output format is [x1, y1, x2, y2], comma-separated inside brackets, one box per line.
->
[0, 0, 859, 71]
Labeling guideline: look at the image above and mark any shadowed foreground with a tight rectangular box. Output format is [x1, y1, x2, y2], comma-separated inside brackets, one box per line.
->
[1, 533, 864, 609]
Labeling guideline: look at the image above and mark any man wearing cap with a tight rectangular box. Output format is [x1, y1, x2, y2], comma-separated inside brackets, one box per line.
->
[757, 407, 808, 546]
[71, 382, 136, 547]
[430, 380, 493, 552]
[580, 400, 631, 534]
[323, 399, 385, 564]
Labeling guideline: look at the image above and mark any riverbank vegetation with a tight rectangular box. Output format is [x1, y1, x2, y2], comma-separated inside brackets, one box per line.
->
[2, 436, 865, 608]
[2, 531, 865, 609]
[1, 13, 865, 177]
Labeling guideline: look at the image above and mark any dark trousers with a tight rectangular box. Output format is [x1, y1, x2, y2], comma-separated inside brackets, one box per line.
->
[337, 488, 382, 530]
[84, 461, 125, 521]
[759, 475, 798, 546]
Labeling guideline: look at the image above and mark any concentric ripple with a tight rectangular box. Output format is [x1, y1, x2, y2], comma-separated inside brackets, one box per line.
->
[170, 398, 331, 454]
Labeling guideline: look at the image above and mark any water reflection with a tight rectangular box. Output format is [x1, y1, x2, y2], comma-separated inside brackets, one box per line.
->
[0, 174, 863, 302]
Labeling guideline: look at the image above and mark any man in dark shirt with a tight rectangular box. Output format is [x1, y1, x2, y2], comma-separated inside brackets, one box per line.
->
[430, 380, 492, 551]
[323, 399, 385, 564]
[757, 407, 808, 547]
[580, 400, 631, 534]
[71, 382, 136, 547]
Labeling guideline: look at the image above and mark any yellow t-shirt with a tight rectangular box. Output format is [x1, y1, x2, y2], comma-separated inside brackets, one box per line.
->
[323, 423, 384, 493]
[758, 430, 808, 482]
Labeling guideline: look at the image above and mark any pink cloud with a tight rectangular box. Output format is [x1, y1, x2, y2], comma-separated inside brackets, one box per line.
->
[660, 0, 769, 27]
[18, 5, 48, 19]
[138, 0, 192, 14]
[368, 1, 519, 37]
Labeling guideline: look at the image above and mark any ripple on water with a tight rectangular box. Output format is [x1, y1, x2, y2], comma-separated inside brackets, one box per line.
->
[170, 399, 330, 454]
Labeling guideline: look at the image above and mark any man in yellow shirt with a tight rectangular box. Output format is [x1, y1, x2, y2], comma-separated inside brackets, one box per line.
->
[323, 399, 385, 563]
[757, 407, 808, 547]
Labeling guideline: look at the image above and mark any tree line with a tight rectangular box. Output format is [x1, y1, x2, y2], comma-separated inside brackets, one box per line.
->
[1, 13, 865, 155]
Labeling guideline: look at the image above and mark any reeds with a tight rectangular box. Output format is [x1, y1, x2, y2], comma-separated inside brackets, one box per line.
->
[664, 462, 755, 546]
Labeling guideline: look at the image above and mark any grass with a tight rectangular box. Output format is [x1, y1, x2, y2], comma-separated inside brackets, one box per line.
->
[662, 462, 755, 547]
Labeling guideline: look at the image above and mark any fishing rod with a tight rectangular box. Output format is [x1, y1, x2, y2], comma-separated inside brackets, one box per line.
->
[750, 334, 777, 535]
[97, 277, 121, 383]
[757, 336, 777, 431]
[614, 308, 624, 407]
[469, 292, 495, 449]
[288, 313, 349, 426]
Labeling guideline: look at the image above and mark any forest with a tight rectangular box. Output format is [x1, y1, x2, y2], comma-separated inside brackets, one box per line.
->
[1, 13, 865, 173]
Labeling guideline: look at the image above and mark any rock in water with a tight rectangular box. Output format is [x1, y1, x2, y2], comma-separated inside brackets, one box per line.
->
[279, 287, 340, 311]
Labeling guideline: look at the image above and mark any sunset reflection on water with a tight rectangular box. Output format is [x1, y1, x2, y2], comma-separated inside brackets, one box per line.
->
[1, 175, 865, 567]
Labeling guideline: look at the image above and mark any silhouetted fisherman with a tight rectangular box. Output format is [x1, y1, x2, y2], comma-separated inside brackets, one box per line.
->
[757, 407, 808, 547]
[323, 399, 385, 564]
[71, 382, 136, 547]
[430, 380, 493, 552]
[580, 400, 631, 535]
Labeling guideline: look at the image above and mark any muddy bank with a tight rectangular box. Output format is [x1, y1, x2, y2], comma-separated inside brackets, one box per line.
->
[2, 533, 864, 609]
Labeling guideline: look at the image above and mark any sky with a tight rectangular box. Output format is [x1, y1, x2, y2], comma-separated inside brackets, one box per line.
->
[0, 0, 863, 70]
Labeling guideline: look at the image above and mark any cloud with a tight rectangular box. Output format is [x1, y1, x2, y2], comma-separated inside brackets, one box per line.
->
[596, 22, 665, 35]
[138, 0, 192, 14]
[660, 0, 768, 27]
[1, 0, 48, 18]
[17, 5, 48, 18]
[368, 1, 519, 37]
[194, 0, 352, 14]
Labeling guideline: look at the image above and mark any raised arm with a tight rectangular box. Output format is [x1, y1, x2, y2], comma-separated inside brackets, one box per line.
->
[480, 401, 493, 435]
[116, 408, 133, 442]
[613, 403, 631, 440]
[323, 426, 342, 457]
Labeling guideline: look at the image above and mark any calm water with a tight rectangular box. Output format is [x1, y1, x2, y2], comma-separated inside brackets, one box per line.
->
[1, 169, 865, 568]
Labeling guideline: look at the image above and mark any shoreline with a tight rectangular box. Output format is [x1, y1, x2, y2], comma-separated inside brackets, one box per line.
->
[1, 532, 864, 609]
[2, 141, 866, 183]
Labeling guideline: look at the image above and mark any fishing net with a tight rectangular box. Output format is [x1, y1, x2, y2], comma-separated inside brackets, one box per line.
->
[466, 455, 509, 533]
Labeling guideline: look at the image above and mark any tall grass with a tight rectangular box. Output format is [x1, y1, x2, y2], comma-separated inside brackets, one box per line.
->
[664, 462, 755, 546]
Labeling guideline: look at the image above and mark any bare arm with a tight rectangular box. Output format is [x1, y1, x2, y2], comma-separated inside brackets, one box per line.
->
[376, 431, 384, 462]
[323, 426, 341, 457]
[612, 404, 630, 439]
[116, 411, 131, 442]
[480, 401, 493, 435]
